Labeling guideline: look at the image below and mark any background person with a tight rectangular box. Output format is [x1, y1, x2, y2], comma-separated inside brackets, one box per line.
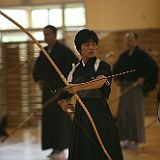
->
[113, 32, 158, 149]
[33, 25, 78, 159]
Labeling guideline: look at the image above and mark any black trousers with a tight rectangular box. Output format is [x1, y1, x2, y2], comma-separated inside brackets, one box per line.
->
[0, 115, 8, 137]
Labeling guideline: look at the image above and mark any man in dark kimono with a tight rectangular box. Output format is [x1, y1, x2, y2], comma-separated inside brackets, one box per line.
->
[33, 25, 78, 159]
[113, 32, 158, 149]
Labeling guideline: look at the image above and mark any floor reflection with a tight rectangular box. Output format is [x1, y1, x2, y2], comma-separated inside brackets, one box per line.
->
[0, 116, 159, 160]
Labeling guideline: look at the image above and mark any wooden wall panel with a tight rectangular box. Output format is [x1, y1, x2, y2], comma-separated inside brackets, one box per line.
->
[1, 42, 41, 127]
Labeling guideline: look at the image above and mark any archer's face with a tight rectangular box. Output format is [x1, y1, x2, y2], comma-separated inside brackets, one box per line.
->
[125, 33, 137, 50]
[43, 28, 56, 46]
[80, 41, 98, 63]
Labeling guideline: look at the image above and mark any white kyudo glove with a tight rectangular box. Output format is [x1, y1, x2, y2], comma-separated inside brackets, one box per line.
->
[96, 75, 110, 86]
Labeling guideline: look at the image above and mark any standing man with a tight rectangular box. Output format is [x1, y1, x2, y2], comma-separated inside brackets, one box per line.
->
[113, 32, 158, 149]
[33, 25, 78, 159]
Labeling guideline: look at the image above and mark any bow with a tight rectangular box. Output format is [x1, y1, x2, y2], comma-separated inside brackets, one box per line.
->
[0, 11, 112, 159]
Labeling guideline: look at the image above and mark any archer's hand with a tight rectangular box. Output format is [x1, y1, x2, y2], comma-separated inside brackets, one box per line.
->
[137, 77, 145, 85]
[96, 75, 110, 86]
[65, 83, 77, 94]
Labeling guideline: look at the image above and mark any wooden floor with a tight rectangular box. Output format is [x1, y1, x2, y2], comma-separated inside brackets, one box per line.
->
[0, 115, 159, 160]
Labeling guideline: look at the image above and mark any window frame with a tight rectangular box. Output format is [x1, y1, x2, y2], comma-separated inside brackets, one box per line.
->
[0, 2, 86, 42]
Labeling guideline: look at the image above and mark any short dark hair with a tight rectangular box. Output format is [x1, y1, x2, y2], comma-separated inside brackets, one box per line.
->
[74, 29, 99, 52]
[43, 25, 57, 35]
[125, 31, 138, 40]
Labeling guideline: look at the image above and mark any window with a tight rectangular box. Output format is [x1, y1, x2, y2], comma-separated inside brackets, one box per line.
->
[2, 32, 28, 42]
[0, 9, 28, 30]
[49, 8, 63, 27]
[0, 2, 86, 42]
[64, 3, 86, 27]
[31, 7, 63, 28]
[31, 10, 48, 28]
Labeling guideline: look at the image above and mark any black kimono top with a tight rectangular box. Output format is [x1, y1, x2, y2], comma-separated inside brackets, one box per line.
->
[33, 41, 78, 101]
[72, 57, 112, 99]
[113, 46, 158, 95]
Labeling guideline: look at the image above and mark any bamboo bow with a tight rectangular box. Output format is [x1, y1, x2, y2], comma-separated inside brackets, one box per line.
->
[0, 11, 112, 160]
